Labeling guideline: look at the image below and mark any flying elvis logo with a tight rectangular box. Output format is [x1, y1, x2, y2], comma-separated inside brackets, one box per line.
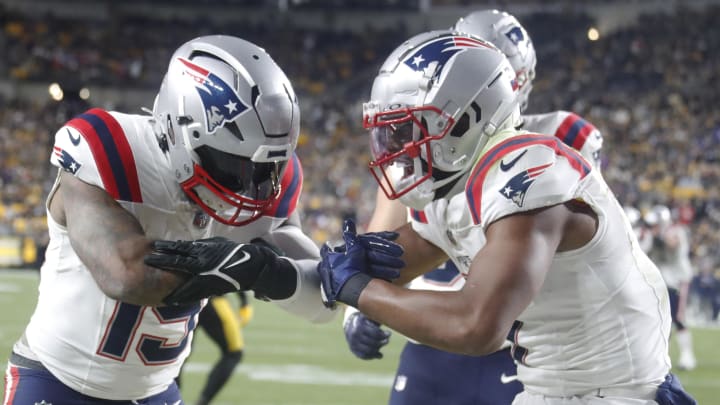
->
[499, 162, 552, 207]
[179, 57, 248, 134]
[53, 146, 82, 174]
[403, 35, 493, 80]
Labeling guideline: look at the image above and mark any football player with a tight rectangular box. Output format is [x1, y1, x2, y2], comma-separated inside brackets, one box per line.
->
[645, 205, 697, 371]
[343, 10, 602, 405]
[321, 29, 696, 404]
[3, 35, 402, 404]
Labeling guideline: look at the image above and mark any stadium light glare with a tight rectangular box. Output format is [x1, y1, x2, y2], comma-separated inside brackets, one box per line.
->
[588, 27, 600, 41]
[79, 87, 91, 100]
[48, 83, 64, 101]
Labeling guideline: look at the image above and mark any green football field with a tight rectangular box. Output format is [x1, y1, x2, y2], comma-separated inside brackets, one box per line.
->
[1, 269, 718, 404]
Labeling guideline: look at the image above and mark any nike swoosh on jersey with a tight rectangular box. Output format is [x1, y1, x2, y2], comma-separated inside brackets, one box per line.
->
[500, 373, 519, 384]
[499, 150, 527, 171]
[225, 251, 251, 269]
[67, 128, 82, 145]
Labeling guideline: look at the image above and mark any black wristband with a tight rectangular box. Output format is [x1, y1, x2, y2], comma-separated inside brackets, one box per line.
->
[251, 257, 298, 301]
[337, 273, 373, 308]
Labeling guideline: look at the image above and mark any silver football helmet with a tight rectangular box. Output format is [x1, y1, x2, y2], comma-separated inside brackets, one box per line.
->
[153, 35, 300, 226]
[363, 30, 520, 210]
[454, 9, 537, 112]
[644, 205, 672, 228]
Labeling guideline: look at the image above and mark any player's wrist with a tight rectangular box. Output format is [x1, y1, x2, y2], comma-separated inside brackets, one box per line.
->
[337, 273, 373, 308]
[251, 255, 298, 301]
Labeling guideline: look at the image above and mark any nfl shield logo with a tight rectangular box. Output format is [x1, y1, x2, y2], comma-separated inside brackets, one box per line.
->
[193, 211, 210, 229]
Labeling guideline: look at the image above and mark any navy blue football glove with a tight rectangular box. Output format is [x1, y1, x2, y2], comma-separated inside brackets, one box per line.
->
[344, 311, 391, 360]
[655, 374, 697, 405]
[318, 219, 404, 308]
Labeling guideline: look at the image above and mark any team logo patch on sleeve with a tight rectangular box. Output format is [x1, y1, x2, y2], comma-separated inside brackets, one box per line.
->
[499, 163, 553, 207]
[53, 146, 82, 174]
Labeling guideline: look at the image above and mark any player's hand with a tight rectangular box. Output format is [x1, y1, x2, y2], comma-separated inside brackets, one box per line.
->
[317, 219, 404, 308]
[145, 237, 280, 305]
[344, 311, 391, 360]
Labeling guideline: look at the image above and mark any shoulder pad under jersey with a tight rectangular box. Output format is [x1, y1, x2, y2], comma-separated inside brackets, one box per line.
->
[523, 111, 603, 170]
[465, 134, 592, 227]
[50, 108, 143, 202]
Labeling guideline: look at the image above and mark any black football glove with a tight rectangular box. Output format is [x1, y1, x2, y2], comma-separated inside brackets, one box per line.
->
[145, 237, 296, 305]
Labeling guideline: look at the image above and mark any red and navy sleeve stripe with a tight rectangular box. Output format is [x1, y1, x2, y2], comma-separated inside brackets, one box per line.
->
[265, 154, 303, 218]
[466, 135, 591, 224]
[410, 209, 428, 223]
[555, 112, 597, 151]
[67, 108, 142, 203]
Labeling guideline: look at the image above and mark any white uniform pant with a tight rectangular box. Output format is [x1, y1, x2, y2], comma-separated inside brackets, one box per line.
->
[513, 387, 658, 405]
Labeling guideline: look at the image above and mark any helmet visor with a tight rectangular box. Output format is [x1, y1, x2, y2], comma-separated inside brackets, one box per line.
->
[364, 105, 454, 199]
[195, 145, 282, 201]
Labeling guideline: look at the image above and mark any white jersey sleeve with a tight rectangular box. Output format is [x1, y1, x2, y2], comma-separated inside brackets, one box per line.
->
[261, 219, 337, 323]
[522, 111, 603, 170]
[50, 108, 144, 203]
[466, 133, 592, 228]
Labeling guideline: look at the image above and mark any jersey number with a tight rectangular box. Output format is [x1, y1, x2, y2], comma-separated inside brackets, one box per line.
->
[97, 302, 201, 365]
[507, 320, 529, 365]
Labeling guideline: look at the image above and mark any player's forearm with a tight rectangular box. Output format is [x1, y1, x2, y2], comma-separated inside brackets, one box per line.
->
[393, 223, 448, 284]
[69, 212, 184, 305]
[357, 280, 506, 355]
[272, 258, 337, 323]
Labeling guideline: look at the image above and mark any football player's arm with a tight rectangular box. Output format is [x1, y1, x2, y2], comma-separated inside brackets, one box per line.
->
[260, 211, 337, 323]
[367, 187, 408, 232]
[367, 187, 446, 284]
[392, 222, 447, 285]
[57, 171, 184, 305]
[341, 189, 410, 360]
[355, 204, 571, 355]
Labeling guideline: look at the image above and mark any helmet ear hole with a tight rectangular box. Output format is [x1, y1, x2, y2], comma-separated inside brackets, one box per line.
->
[192, 131, 201, 139]
[450, 113, 470, 138]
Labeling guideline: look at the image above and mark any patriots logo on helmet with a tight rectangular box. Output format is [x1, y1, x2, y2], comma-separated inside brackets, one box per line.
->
[179, 57, 248, 134]
[499, 162, 552, 207]
[403, 35, 493, 81]
[505, 26, 525, 46]
[53, 146, 82, 174]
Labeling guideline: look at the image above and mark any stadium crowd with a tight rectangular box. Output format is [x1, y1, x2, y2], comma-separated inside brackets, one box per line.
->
[1, 4, 719, 321]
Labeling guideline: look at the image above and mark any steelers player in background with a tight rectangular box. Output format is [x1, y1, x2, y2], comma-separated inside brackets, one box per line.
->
[178, 291, 253, 405]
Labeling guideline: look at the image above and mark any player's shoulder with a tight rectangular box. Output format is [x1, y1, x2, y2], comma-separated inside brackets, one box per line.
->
[524, 110, 603, 169]
[63, 108, 148, 142]
[523, 110, 599, 139]
[52, 108, 153, 203]
[464, 130, 592, 225]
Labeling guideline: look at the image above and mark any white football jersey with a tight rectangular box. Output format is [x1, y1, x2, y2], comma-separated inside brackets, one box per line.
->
[406, 110, 602, 294]
[522, 111, 603, 170]
[410, 128, 670, 396]
[15, 108, 322, 400]
[647, 224, 694, 290]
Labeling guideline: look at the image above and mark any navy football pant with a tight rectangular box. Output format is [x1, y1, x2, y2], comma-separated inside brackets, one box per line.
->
[388, 343, 522, 405]
[4, 361, 183, 405]
[668, 288, 687, 330]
